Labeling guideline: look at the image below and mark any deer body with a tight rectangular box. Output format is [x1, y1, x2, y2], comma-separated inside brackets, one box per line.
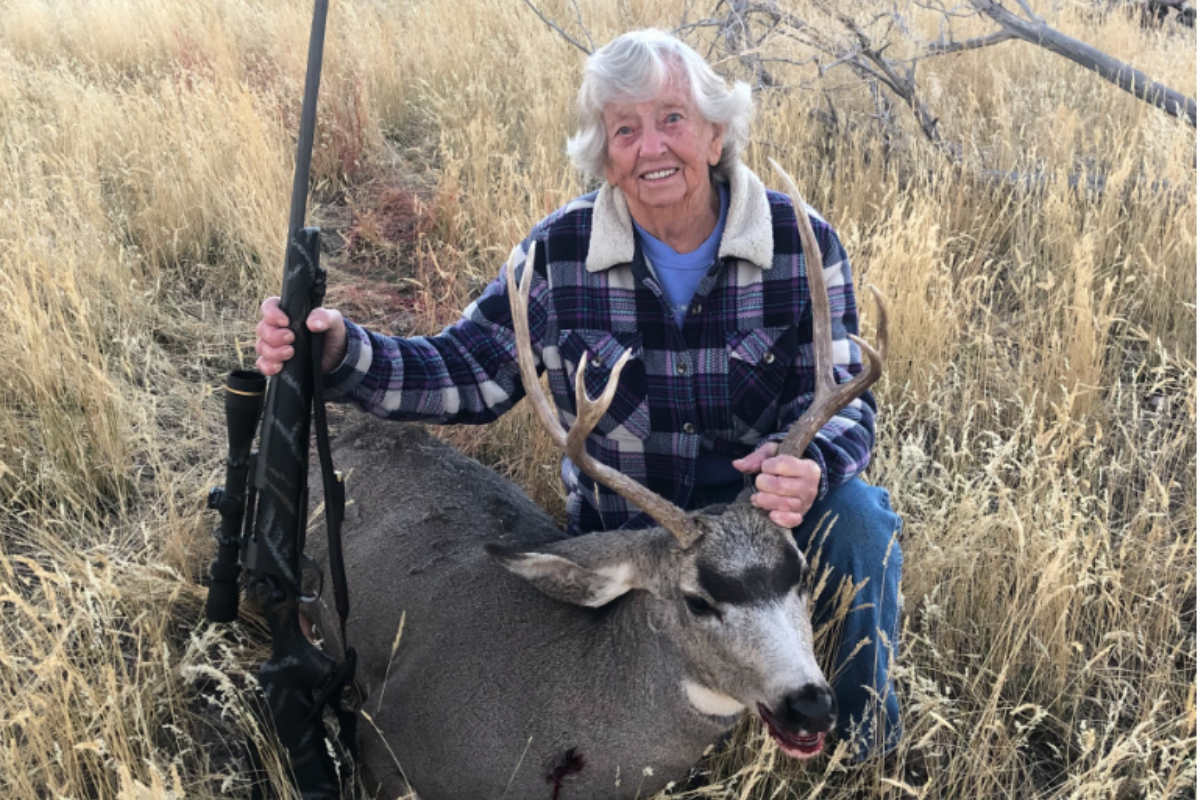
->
[310, 422, 768, 799]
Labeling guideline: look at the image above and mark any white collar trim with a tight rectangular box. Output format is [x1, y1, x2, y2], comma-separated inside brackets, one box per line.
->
[585, 162, 775, 273]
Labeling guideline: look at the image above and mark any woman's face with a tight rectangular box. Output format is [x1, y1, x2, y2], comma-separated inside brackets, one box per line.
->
[602, 74, 724, 223]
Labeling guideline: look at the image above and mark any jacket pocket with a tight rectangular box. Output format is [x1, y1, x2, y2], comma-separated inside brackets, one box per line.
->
[726, 326, 796, 439]
[555, 329, 650, 442]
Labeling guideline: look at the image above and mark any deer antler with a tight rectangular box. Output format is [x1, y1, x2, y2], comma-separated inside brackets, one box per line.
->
[506, 243, 704, 548]
[768, 158, 889, 460]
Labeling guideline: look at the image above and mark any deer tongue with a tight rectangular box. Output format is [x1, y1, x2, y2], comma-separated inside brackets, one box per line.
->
[757, 703, 826, 759]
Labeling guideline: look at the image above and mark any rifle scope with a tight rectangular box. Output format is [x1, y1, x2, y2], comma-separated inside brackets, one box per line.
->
[205, 369, 267, 623]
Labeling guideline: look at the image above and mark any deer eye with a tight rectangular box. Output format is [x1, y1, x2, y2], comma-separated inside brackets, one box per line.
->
[684, 594, 718, 617]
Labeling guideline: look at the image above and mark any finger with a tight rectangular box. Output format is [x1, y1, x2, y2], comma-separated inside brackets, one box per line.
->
[261, 296, 289, 327]
[256, 319, 295, 348]
[732, 441, 779, 473]
[255, 356, 282, 376]
[751, 491, 810, 514]
[769, 510, 804, 528]
[255, 338, 295, 364]
[751, 493, 808, 528]
[307, 307, 343, 333]
[760, 455, 821, 480]
[754, 472, 818, 502]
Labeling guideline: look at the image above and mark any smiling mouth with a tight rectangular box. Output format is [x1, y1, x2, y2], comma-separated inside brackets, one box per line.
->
[641, 168, 678, 181]
[757, 703, 826, 759]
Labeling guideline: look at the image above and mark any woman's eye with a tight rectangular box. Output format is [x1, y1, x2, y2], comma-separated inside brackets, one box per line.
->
[684, 594, 718, 617]
[665, 113, 683, 124]
[615, 125, 633, 137]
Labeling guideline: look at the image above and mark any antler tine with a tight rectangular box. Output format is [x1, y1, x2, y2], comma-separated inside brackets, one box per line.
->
[767, 158, 889, 460]
[506, 242, 703, 548]
[506, 244, 567, 450]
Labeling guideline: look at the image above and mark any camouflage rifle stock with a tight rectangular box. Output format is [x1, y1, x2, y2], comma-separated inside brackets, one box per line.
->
[206, 1, 356, 796]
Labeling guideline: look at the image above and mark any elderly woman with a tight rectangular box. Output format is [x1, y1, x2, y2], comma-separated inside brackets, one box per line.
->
[256, 29, 901, 761]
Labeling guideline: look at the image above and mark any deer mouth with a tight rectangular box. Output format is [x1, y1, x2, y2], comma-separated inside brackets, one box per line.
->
[757, 703, 826, 759]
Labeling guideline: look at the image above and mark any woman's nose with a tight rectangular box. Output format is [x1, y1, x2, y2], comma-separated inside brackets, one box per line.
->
[641, 127, 667, 156]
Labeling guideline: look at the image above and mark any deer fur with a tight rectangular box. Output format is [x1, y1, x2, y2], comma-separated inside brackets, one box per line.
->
[304, 419, 833, 800]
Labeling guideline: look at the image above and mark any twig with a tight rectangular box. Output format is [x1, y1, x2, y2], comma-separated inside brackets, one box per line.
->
[566, 0, 595, 52]
[755, 77, 827, 93]
[834, 13, 954, 154]
[719, 0, 780, 87]
[679, 0, 700, 30]
[756, 55, 821, 68]
[520, 0, 593, 56]
[913, 0, 979, 16]
[925, 29, 1016, 55]
[674, 17, 737, 35]
[1010, 0, 1041, 21]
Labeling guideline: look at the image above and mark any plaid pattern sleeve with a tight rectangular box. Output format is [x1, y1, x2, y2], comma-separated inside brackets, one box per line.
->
[321, 216, 561, 424]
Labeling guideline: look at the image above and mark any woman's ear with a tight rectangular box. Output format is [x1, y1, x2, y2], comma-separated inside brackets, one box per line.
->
[708, 123, 726, 166]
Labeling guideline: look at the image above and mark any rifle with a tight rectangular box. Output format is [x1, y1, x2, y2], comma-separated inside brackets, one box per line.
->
[205, 1, 356, 796]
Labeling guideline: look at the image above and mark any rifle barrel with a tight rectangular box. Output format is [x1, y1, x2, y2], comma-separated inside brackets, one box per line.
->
[288, 0, 330, 236]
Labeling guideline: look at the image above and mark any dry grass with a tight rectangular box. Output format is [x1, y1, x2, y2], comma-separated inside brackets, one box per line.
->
[0, 0, 1193, 798]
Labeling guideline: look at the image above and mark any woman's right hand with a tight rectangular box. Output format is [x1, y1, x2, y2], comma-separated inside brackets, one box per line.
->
[255, 297, 348, 376]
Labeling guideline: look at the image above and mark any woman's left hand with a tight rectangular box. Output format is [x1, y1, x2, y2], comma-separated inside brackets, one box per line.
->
[733, 442, 821, 528]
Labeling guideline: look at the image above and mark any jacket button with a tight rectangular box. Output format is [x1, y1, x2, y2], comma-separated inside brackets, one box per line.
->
[676, 363, 688, 375]
[763, 352, 776, 364]
[691, 303, 702, 315]
[683, 422, 696, 434]
[590, 356, 603, 369]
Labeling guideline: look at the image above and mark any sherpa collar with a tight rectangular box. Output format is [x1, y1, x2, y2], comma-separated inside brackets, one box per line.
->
[585, 162, 775, 273]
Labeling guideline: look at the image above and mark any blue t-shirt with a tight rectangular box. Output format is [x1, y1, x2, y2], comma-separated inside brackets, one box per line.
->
[633, 184, 730, 328]
[633, 184, 742, 491]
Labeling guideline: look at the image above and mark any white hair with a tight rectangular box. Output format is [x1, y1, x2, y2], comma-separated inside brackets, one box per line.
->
[566, 29, 754, 183]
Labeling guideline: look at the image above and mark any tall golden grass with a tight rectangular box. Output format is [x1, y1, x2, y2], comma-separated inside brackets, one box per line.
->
[0, 0, 1193, 797]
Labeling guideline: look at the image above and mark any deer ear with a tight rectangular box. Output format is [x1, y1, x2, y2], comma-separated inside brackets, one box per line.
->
[484, 544, 639, 608]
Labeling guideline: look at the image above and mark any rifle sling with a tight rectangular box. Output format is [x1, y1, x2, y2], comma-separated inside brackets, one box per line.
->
[310, 330, 351, 644]
[309, 329, 360, 766]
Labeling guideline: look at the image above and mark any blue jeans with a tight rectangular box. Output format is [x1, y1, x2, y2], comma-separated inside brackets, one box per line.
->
[689, 477, 903, 760]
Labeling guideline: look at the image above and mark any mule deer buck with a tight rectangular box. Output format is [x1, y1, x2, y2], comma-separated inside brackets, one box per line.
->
[305, 165, 888, 799]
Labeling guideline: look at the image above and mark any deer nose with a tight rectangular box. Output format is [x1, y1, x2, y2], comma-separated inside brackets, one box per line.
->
[784, 683, 837, 733]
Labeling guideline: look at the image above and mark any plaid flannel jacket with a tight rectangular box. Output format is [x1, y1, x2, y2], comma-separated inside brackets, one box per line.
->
[326, 164, 875, 535]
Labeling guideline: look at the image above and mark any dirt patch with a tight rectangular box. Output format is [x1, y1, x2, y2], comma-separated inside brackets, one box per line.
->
[315, 178, 438, 335]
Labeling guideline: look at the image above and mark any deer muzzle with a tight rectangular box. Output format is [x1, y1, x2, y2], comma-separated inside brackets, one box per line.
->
[757, 681, 837, 759]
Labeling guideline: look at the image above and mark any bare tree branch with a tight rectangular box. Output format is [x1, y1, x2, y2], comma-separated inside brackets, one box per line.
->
[723, 0, 779, 87]
[520, 0, 593, 56]
[915, 0, 982, 19]
[567, 0, 595, 52]
[742, 0, 812, 31]
[834, 12, 959, 157]
[969, 0, 1196, 125]
[925, 29, 1016, 55]
[757, 55, 821, 68]
[678, 0, 701, 31]
[1010, 0, 1041, 21]
[817, 50, 864, 76]
[674, 17, 736, 35]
